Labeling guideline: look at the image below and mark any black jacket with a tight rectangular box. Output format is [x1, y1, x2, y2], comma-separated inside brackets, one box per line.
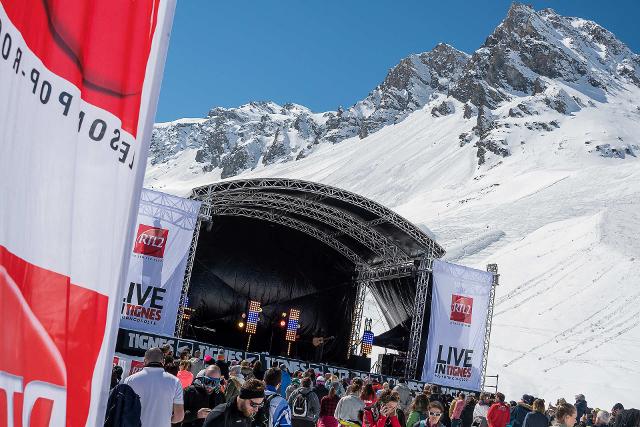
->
[183, 383, 227, 427]
[461, 402, 477, 427]
[314, 384, 329, 402]
[203, 398, 253, 427]
[510, 404, 532, 427]
[104, 383, 141, 427]
[523, 412, 549, 427]
[575, 400, 588, 424]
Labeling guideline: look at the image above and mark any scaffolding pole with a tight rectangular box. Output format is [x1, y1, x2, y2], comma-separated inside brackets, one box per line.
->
[405, 257, 432, 378]
[481, 263, 499, 391]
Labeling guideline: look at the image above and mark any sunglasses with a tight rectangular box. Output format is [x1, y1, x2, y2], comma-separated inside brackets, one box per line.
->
[248, 401, 264, 408]
[429, 412, 442, 417]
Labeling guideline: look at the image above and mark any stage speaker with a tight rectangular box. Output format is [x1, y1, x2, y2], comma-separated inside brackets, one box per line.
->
[348, 355, 371, 372]
[379, 354, 395, 375]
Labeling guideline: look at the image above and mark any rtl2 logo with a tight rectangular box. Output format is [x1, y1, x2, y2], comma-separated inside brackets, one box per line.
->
[133, 224, 168, 258]
[450, 294, 473, 324]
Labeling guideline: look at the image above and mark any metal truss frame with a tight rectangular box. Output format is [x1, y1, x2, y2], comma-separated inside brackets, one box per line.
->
[347, 280, 368, 358]
[209, 191, 411, 265]
[481, 264, 499, 390]
[175, 215, 204, 337]
[184, 178, 446, 370]
[405, 257, 432, 378]
[191, 178, 445, 258]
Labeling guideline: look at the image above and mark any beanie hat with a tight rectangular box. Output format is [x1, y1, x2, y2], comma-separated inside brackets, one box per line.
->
[316, 375, 325, 384]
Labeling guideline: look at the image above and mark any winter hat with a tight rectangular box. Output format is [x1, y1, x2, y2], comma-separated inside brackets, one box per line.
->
[292, 378, 301, 386]
[316, 376, 325, 384]
[612, 403, 624, 411]
[204, 355, 213, 363]
[522, 395, 535, 405]
[575, 394, 585, 400]
[229, 365, 242, 376]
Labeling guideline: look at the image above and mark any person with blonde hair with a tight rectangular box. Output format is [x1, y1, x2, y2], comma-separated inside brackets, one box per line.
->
[554, 403, 577, 427]
[523, 399, 549, 427]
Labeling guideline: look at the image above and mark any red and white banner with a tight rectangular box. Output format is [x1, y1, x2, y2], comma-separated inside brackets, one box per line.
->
[0, 0, 175, 425]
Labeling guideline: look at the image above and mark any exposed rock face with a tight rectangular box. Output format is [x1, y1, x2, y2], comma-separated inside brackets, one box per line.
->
[150, 3, 640, 176]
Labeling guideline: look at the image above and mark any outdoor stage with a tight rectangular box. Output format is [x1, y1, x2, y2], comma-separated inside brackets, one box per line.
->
[157, 178, 496, 384]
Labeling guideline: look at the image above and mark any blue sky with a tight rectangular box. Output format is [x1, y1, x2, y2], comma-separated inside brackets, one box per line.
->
[155, 1, 640, 122]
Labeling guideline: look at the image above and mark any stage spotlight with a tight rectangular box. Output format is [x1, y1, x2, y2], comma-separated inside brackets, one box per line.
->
[279, 320, 286, 327]
[285, 309, 300, 342]
[238, 321, 245, 329]
[361, 330, 374, 356]
[281, 312, 287, 317]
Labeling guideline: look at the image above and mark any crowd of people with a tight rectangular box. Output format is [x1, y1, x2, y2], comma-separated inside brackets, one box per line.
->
[105, 347, 639, 427]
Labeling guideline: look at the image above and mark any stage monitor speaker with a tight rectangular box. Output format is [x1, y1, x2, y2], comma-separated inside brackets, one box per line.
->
[379, 354, 395, 375]
[348, 355, 371, 372]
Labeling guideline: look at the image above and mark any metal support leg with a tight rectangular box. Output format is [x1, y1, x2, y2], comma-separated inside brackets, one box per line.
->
[347, 279, 367, 359]
[405, 257, 432, 378]
[175, 216, 205, 337]
[481, 263, 499, 390]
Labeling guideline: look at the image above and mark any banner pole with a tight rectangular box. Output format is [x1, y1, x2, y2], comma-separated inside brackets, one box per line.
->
[481, 264, 499, 391]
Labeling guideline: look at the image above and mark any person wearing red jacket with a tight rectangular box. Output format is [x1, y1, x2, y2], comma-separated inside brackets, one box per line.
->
[487, 393, 511, 427]
[363, 390, 406, 427]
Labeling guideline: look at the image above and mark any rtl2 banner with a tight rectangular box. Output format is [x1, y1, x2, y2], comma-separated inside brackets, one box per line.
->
[421, 260, 493, 391]
[0, 1, 175, 426]
[120, 188, 201, 336]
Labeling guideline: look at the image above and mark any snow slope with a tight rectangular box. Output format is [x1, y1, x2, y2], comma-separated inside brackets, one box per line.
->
[145, 4, 640, 408]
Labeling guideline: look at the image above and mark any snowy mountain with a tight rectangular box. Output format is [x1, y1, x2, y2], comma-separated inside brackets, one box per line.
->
[146, 4, 640, 408]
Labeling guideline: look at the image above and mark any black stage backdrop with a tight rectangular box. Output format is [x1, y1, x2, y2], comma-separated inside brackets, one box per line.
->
[184, 216, 356, 365]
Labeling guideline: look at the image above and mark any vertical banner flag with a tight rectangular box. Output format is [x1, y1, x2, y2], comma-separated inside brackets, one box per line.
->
[0, 1, 176, 426]
[120, 189, 202, 335]
[421, 260, 493, 391]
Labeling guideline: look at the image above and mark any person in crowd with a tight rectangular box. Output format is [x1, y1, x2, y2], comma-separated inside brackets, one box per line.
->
[253, 360, 265, 381]
[203, 378, 265, 427]
[315, 376, 330, 401]
[361, 383, 378, 406]
[280, 364, 292, 398]
[180, 350, 191, 361]
[609, 405, 624, 427]
[263, 367, 293, 427]
[178, 360, 194, 389]
[511, 395, 534, 427]
[393, 378, 412, 415]
[334, 379, 365, 427]
[241, 360, 255, 380]
[407, 394, 430, 427]
[319, 383, 341, 427]
[428, 385, 451, 427]
[553, 403, 577, 427]
[123, 347, 184, 426]
[487, 392, 511, 427]
[594, 411, 610, 427]
[225, 364, 245, 401]
[182, 365, 226, 427]
[523, 399, 549, 427]
[575, 395, 588, 426]
[288, 376, 321, 427]
[189, 350, 205, 376]
[461, 397, 477, 427]
[161, 344, 173, 357]
[286, 378, 301, 401]
[330, 375, 345, 398]
[165, 360, 179, 377]
[197, 355, 216, 378]
[363, 389, 405, 427]
[417, 401, 446, 427]
[612, 409, 640, 427]
[110, 365, 123, 390]
[474, 393, 492, 427]
[215, 352, 229, 379]
[450, 393, 466, 427]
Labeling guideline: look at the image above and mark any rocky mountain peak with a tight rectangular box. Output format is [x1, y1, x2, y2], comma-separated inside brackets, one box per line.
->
[148, 4, 640, 183]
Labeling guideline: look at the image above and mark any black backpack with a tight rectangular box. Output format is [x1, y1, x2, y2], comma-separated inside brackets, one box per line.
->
[253, 393, 278, 427]
[104, 384, 141, 427]
[292, 390, 311, 419]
